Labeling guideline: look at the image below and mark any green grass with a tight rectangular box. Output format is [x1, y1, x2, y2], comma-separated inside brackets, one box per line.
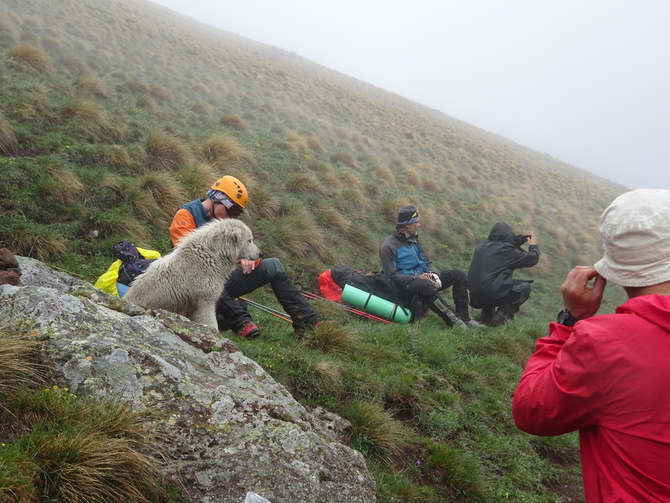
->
[0, 320, 179, 503]
[0, 0, 631, 500]
[236, 295, 584, 501]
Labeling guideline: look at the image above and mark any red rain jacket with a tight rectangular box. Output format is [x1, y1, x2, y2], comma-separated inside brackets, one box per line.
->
[513, 294, 670, 502]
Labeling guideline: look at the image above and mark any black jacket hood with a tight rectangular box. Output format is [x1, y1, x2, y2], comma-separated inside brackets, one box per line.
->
[488, 222, 516, 245]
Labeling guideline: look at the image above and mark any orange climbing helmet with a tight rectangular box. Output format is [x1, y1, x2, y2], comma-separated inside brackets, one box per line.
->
[210, 175, 248, 208]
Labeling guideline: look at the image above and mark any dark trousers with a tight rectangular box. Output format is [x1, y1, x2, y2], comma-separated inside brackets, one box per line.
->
[480, 280, 533, 323]
[401, 269, 471, 322]
[215, 258, 321, 331]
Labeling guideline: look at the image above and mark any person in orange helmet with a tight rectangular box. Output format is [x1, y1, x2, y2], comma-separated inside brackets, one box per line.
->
[169, 175, 322, 339]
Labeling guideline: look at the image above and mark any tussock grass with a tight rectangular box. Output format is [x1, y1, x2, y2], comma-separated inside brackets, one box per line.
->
[7, 226, 67, 261]
[286, 173, 322, 194]
[246, 186, 281, 221]
[140, 171, 185, 214]
[304, 133, 326, 154]
[61, 101, 108, 138]
[284, 131, 309, 154]
[190, 102, 212, 116]
[60, 56, 88, 76]
[149, 84, 173, 102]
[0, 319, 45, 400]
[131, 190, 168, 226]
[200, 135, 257, 171]
[5, 43, 54, 74]
[347, 227, 378, 254]
[100, 214, 151, 244]
[41, 164, 84, 206]
[45, 163, 85, 193]
[402, 167, 422, 187]
[301, 322, 359, 353]
[340, 171, 361, 189]
[0, 319, 169, 502]
[177, 161, 219, 200]
[319, 172, 341, 189]
[330, 152, 356, 168]
[423, 179, 442, 192]
[74, 75, 110, 99]
[423, 440, 487, 500]
[312, 360, 343, 388]
[315, 207, 350, 232]
[144, 131, 190, 171]
[126, 78, 150, 94]
[0, 114, 19, 155]
[219, 112, 249, 132]
[273, 215, 332, 262]
[73, 144, 133, 170]
[344, 400, 411, 462]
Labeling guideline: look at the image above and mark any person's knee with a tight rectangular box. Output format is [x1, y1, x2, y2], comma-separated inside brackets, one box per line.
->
[440, 269, 467, 287]
[258, 257, 285, 278]
[406, 278, 438, 297]
[514, 281, 533, 296]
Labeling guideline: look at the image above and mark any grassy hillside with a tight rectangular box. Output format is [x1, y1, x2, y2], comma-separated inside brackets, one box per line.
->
[0, 0, 630, 500]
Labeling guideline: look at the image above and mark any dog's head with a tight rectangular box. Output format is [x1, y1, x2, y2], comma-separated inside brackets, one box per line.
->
[235, 220, 262, 262]
[215, 218, 261, 261]
[178, 218, 261, 263]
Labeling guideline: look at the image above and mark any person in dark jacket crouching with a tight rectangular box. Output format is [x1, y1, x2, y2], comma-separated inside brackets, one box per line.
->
[467, 221, 540, 326]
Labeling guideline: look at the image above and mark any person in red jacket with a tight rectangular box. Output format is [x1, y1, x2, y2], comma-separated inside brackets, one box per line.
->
[513, 188, 670, 502]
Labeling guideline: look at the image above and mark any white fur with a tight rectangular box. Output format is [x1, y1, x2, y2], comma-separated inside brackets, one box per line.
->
[124, 219, 261, 328]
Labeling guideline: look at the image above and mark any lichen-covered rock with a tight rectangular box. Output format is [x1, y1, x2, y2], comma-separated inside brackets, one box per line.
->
[0, 257, 376, 503]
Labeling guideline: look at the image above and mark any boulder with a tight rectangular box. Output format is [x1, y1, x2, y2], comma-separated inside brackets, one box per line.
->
[0, 256, 376, 503]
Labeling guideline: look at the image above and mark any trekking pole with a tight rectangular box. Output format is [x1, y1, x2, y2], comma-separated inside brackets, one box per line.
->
[300, 289, 395, 325]
[239, 297, 293, 323]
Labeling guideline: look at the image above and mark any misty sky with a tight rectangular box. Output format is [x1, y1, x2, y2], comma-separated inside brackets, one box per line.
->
[149, 0, 668, 190]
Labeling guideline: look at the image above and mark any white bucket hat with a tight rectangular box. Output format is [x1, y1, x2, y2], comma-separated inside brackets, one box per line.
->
[594, 188, 670, 287]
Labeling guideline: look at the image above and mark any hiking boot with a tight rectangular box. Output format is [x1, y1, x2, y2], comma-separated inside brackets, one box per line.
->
[429, 294, 466, 328]
[409, 295, 428, 324]
[465, 319, 485, 329]
[451, 318, 468, 329]
[480, 307, 494, 326]
[236, 322, 261, 339]
[490, 311, 508, 327]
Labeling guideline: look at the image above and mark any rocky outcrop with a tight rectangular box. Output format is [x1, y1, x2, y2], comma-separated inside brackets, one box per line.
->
[0, 256, 376, 503]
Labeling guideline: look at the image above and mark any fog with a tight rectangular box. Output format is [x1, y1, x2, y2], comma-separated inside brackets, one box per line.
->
[150, 0, 668, 190]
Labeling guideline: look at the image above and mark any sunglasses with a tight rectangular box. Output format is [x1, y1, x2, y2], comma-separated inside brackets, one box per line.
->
[226, 204, 244, 217]
[214, 199, 244, 218]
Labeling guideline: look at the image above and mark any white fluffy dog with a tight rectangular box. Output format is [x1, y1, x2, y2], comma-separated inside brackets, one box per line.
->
[124, 218, 261, 328]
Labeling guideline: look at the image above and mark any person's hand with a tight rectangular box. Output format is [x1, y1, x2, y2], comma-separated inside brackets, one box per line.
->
[239, 258, 259, 274]
[527, 232, 537, 246]
[561, 266, 606, 319]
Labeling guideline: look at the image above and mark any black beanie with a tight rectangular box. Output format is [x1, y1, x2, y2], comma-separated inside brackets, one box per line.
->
[397, 205, 419, 226]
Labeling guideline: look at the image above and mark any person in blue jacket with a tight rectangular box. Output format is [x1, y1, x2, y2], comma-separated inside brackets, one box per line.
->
[379, 205, 482, 329]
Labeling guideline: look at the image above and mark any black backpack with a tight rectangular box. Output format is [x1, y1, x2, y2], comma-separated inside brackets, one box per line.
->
[330, 266, 400, 304]
[112, 240, 157, 286]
